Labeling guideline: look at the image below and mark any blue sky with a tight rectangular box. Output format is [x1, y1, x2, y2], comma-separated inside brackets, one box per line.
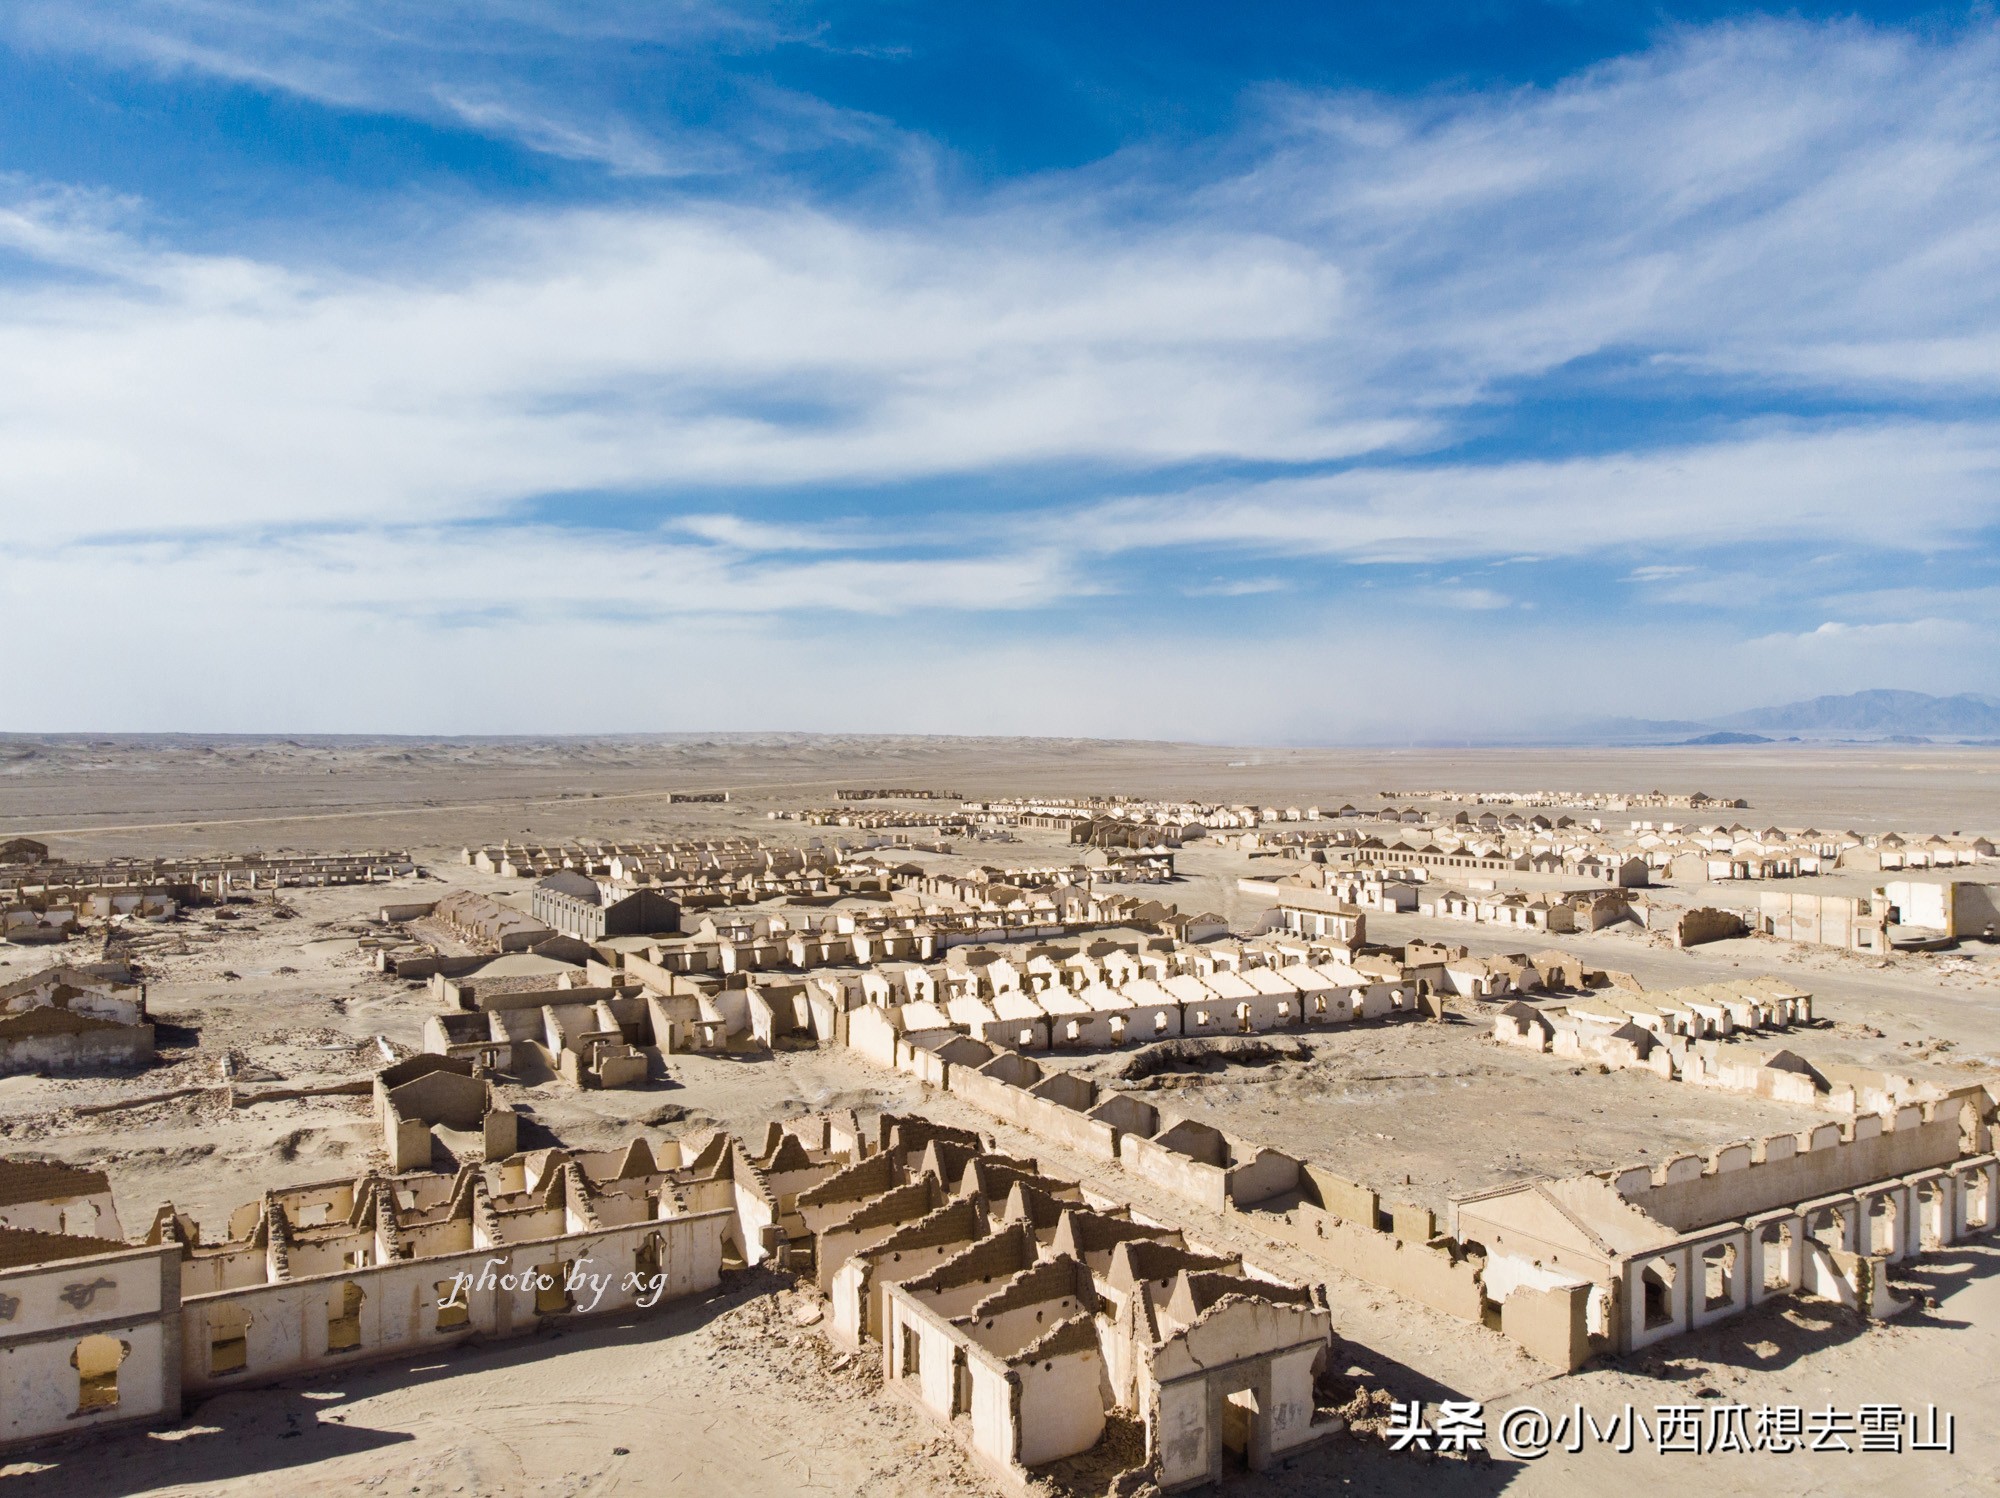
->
[4, 2, 1998, 740]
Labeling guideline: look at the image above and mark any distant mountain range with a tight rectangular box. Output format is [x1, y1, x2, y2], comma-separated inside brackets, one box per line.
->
[1576, 690, 2000, 745]
[1714, 689, 2000, 737]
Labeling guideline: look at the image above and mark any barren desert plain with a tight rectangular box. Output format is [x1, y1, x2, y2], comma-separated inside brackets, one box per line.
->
[1, 733, 1997, 1498]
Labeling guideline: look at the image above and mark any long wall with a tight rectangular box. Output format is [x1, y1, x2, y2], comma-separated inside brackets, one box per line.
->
[180, 1210, 730, 1394]
[1609, 1098, 1979, 1233]
[0, 1202, 731, 1455]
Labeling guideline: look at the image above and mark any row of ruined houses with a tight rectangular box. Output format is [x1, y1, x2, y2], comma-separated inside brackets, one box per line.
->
[398, 875, 1201, 970]
[569, 896, 1221, 978]
[3, 889, 182, 945]
[840, 958, 1443, 1056]
[767, 1114, 1337, 1489]
[0, 1109, 1338, 1491]
[0, 1137, 736, 1455]
[410, 933, 1438, 1087]
[2, 850, 414, 899]
[411, 915, 1624, 1087]
[771, 806, 975, 830]
[1496, 1000, 1956, 1116]
[1254, 868, 1641, 932]
[465, 838, 812, 882]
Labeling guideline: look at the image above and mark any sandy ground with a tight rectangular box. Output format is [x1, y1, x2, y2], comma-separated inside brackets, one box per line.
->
[3, 735, 1998, 855]
[0, 736, 1996, 1495]
[0, 1273, 997, 1498]
[1056, 1020, 1850, 1217]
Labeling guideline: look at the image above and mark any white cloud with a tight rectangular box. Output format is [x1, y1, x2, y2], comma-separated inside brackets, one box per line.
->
[4, 520, 1992, 735]
[11, 541, 1980, 737]
[1, 527, 1081, 625]
[1416, 586, 1515, 611]
[1730, 617, 1997, 701]
[4, 16, 2000, 733]
[3, 20, 1999, 556]
[1751, 617, 1981, 649]
[0, 196, 1387, 546]
[1059, 423, 2000, 564]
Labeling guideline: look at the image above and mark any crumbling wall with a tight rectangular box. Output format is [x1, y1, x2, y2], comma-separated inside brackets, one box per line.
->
[1014, 1343, 1106, 1465]
[846, 1005, 900, 1069]
[1264, 1200, 1484, 1321]
[1500, 1282, 1592, 1371]
[1955, 882, 2000, 937]
[1225, 1148, 1303, 1208]
[0, 1242, 180, 1451]
[1675, 907, 1747, 947]
[0, 1021, 154, 1076]
[1882, 880, 1954, 934]
[1088, 1093, 1159, 1137]
[1028, 1073, 1095, 1112]
[1616, 1100, 1977, 1233]
[947, 1060, 1039, 1127]
[1119, 1134, 1228, 1215]
[1758, 891, 1885, 952]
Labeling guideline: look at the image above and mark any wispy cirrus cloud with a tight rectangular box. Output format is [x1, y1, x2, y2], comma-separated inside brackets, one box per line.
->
[668, 513, 873, 552]
[4, 1, 829, 177]
[1054, 423, 2000, 565]
[0, 525, 1085, 624]
[1181, 577, 1291, 598]
[1220, 19, 2000, 397]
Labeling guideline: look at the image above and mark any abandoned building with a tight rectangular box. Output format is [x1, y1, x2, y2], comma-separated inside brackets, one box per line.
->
[0, 1160, 124, 1238]
[528, 872, 682, 941]
[842, 983, 2000, 1377]
[416, 889, 557, 952]
[1, 849, 412, 906]
[1455, 1089, 1997, 1355]
[769, 1112, 1340, 1490]
[0, 1133, 744, 1452]
[1483, 985, 1988, 1116]
[0, 962, 155, 1075]
[375, 1055, 518, 1170]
